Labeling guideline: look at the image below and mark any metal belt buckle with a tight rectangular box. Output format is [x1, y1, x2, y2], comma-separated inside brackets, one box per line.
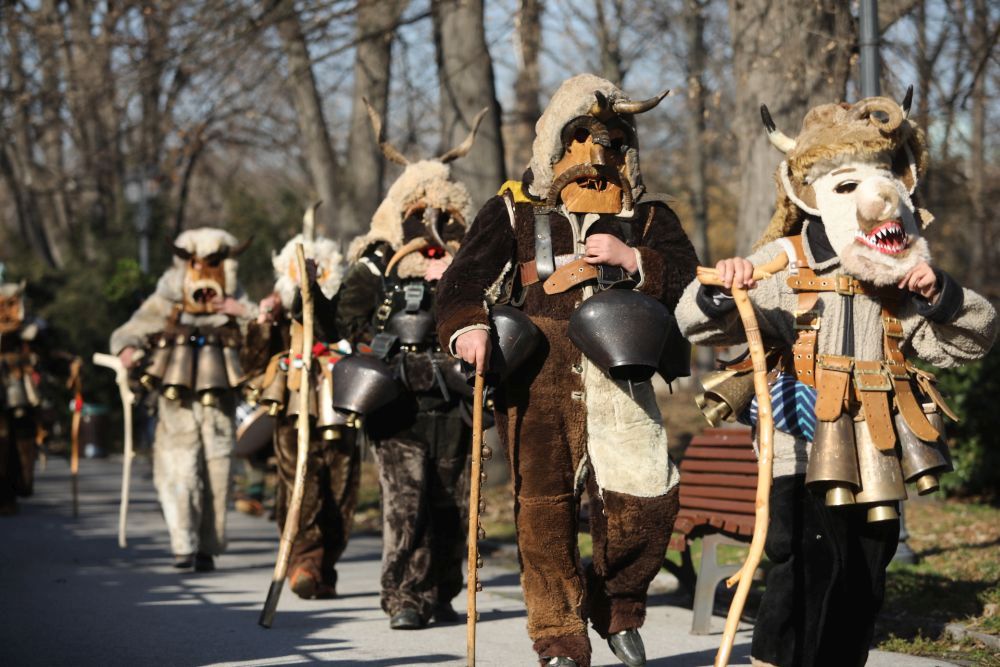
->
[793, 309, 821, 330]
[375, 301, 393, 321]
[854, 365, 892, 391]
[835, 274, 856, 296]
[403, 283, 425, 313]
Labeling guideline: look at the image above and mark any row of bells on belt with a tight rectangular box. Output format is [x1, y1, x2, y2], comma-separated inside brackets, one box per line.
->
[141, 333, 244, 406]
[254, 357, 352, 440]
[806, 404, 952, 523]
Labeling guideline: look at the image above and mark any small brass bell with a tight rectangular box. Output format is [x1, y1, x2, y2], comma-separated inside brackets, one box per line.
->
[162, 333, 195, 399]
[142, 336, 172, 388]
[223, 345, 245, 388]
[258, 363, 288, 415]
[695, 369, 755, 426]
[806, 413, 860, 507]
[195, 335, 229, 407]
[896, 412, 949, 496]
[853, 418, 906, 521]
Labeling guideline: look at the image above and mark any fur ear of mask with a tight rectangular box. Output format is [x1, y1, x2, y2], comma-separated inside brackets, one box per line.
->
[779, 161, 820, 216]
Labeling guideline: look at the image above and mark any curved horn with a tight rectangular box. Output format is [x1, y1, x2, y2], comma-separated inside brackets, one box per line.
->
[385, 237, 429, 275]
[227, 235, 254, 258]
[760, 104, 797, 154]
[303, 200, 321, 242]
[438, 107, 488, 164]
[588, 90, 609, 116]
[611, 88, 671, 115]
[901, 85, 913, 119]
[849, 98, 904, 133]
[363, 97, 409, 166]
[169, 239, 193, 261]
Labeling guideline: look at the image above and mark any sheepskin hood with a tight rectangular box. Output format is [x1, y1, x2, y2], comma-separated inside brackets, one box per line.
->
[272, 234, 344, 309]
[527, 73, 646, 200]
[347, 159, 473, 263]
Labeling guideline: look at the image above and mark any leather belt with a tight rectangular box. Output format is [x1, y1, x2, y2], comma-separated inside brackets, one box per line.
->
[520, 254, 583, 287]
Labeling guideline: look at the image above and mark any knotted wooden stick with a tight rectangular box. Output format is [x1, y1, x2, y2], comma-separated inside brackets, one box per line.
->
[695, 252, 788, 667]
[466, 372, 486, 665]
[260, 243, 313, 628]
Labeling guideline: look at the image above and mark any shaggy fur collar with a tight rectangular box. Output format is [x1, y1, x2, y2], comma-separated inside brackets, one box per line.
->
[272, 234, 344, 309]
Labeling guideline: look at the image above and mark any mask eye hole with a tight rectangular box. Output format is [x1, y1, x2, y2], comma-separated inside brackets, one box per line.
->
[834, 181, 859, 194]
[573, 128, 590, 144]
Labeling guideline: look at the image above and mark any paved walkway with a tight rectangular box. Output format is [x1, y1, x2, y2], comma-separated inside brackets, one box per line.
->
[0, 457, 955, 666]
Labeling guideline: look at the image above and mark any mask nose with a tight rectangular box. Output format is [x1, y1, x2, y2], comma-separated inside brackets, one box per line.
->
[855, 176, 899, 230]
[589, 142, 606, 167]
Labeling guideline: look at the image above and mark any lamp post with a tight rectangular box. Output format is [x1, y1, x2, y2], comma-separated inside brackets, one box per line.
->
[858, 0, 919, 565]
[124, 168, 151, 274]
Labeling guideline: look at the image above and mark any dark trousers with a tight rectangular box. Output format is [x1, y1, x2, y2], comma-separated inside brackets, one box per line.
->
[0, 413, 36, 512]
[751, 474, 899, 667]
[372, 408, 470, 620]
[275, 423, 361, 587]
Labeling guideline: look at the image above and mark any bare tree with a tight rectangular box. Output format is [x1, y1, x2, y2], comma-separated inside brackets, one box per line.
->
[683, 0, 710, 263]
[342, 0, 411, 240]
[727, 0, 855, 253]
[509, 0, 544, 175]
[433, 0, 506, 207]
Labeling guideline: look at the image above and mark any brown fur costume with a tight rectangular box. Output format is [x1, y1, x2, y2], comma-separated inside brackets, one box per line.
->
[437, 76, 697, 664]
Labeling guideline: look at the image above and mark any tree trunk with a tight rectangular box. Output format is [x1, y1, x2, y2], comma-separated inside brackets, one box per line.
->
[509, 0, 543, 176]
[684, 0, 710, 264]
[433, 0, 506, 209]
[341, 0, 410, 244]
[727, 0, 854, 253]
[968, 0, 989, 286]
[272, 0, 343, 240]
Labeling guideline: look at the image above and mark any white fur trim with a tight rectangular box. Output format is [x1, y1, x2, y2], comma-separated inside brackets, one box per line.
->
[582, 358, 679, 497]
[272, 234, 344, 309]
[448, 323, 490, 356]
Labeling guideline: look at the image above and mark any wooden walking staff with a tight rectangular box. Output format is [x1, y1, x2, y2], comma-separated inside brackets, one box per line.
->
[259, 243, 314, 628]
[695, 251, 789, 667]
[93, 353, 137, 548]
[67, 358, 84, 518]
[466, 373, 486, 665]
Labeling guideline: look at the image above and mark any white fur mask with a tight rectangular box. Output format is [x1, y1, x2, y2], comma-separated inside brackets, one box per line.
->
[798, 159, 929, 285]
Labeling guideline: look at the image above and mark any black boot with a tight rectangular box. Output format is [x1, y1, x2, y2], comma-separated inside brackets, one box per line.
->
[194, 553, 215, 572]
[608, 628, 646, 666]
[432, 601, 460, 624]
[173, 554, 194, 569]
[389, 608, 426, 630]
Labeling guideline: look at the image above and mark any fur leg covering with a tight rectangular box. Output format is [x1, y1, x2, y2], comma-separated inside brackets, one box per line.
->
[533, 634, 593, 667]
[586, 484, 679, 637]
[153, 396, 234, 556]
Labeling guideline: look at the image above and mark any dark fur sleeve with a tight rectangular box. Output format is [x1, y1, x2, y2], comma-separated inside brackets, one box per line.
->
[334, 262, 381, 345]
[436, 195, 517, 349]
[635, 203, 699, 311]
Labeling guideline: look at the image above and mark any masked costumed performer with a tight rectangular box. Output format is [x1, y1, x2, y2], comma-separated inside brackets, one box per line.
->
[247, 229, 361, 598]
[0, 275, 50, 515]
[110, 229, 257, 571]
[676, 94, 997, 667]
[331, 102, 484, 629]
[437, 74, 698, 667]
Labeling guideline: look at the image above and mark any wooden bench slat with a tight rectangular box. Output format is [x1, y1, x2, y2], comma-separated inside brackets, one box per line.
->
[676, 509, 755, 533]
[680, 496, 757, 514]
[688, 434, 754, 445]
[680, 460, 759, 474]
[679, 472, 758, 488]
[680, 485, 757, 502]
[683, 446, 757, 462]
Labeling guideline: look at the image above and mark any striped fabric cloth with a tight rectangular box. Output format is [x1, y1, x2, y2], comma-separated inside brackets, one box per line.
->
[738, 373, 818, 441]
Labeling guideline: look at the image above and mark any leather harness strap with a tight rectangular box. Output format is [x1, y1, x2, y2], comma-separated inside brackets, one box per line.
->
[782, 234, 952, 446]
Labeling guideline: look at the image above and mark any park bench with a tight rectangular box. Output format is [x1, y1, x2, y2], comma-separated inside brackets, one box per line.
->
[667, 426, 757, 634]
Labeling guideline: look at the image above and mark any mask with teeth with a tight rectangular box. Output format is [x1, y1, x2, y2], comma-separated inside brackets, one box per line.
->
[809, 158, 929, 284]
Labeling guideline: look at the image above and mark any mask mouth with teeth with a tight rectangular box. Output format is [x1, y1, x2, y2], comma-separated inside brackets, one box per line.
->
[757, 91, 932, 284]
